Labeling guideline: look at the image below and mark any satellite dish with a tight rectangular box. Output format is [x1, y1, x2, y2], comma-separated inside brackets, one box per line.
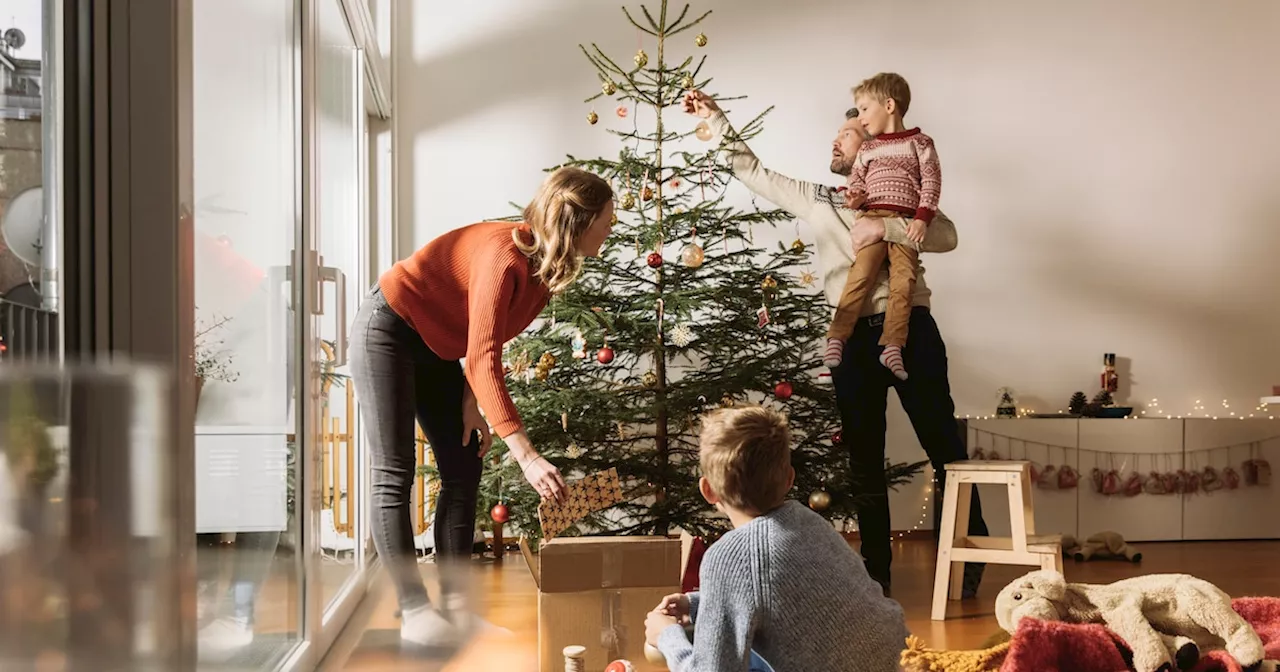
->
[1, 187, 44, 267]
[3, 28, 25, 50]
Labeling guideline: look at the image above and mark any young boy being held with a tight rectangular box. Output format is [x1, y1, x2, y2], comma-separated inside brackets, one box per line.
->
[824, 72, 941, 381]
[644, 406, 909, 672]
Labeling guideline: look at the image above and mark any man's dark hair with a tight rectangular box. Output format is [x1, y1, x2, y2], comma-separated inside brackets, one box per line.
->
[845, 107, 859, 119]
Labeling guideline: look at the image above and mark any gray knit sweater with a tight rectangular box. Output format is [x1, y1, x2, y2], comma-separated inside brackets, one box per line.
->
[656, 501, 909, 672]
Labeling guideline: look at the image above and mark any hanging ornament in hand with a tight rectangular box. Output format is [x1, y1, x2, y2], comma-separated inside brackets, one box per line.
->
[596, 345, 615, 364]
[647, 252, 664, 268]
[680, 242, 704, 268]
[621, 192, 636, 210]
[490, 502, 510, 523]
[694, 32, 708, 47]
[808, 490, 831, 511]
[587, 111, 599, 125]
[615, 105, 629, 119]
[680, 74, 695, 90]
[694, 120, 713, 142]
[634, 49, 648, 68]
[602, 80, 617, 96]
[774, 381, 793, 400]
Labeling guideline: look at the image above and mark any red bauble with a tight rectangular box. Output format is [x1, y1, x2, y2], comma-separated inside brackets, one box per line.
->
[490, 503, 510, 523]
[832, 431, 843, 445]
[605, 661, 636, 672]
[774, 381, 793, 400]
[597, 347, 615, 364]
[646, 252, 664, 268]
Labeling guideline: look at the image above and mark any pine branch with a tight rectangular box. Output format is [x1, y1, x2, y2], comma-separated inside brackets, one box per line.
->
[621, 6, 659, 36]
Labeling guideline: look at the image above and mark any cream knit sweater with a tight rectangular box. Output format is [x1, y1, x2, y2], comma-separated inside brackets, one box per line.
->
[704, 111, 958, 317]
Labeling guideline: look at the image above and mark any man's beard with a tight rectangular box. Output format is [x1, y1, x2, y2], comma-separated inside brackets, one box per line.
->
[830, 156, 854, 177]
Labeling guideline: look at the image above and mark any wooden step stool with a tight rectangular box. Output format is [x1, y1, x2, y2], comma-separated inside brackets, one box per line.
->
[931, 460, 1063, 621]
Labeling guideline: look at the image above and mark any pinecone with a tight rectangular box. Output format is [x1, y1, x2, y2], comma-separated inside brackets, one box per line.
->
[1068, 391, 1088, 415]
[1092, 390, 1114, 406]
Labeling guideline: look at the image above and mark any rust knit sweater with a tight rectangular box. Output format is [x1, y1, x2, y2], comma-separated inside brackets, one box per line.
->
[379, 221, 549, 437]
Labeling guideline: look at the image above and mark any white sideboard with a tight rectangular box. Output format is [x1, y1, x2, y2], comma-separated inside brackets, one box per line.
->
[195, 426, 291, 534]
[967, 418, 1280, 542]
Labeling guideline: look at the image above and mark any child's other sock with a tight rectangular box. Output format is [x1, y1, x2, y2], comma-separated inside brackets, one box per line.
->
[879, 345, 908, 380]
[823, 338, 845, 368]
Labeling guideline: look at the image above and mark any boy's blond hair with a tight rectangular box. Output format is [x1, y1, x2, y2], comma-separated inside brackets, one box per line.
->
[699, 406, 793, 514]
[852, 72, 912, 116]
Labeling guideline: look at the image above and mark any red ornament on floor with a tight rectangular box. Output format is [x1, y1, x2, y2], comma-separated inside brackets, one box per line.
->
[774, 381, 793, 400]
[490, 502, 510, 523]
[646, 252, 664, 268]
[597, 347, 615, 364]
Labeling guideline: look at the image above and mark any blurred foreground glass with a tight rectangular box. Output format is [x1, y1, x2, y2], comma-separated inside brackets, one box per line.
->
[0, 364, 180, 670]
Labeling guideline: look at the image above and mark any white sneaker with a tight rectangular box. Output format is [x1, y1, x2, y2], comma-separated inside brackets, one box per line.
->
[400, 605, 461, 648]
[198, 617, 253, 662]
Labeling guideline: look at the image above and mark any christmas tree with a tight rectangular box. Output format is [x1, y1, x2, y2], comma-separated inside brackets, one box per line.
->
[421, 1, 926, 544]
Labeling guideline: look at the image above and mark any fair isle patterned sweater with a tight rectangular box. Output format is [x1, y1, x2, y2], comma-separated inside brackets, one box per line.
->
[847, 128, 942, 224]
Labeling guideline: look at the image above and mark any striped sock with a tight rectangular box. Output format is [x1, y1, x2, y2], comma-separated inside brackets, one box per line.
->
[823, 338, 845, 368]
[879, 345, 908, 380]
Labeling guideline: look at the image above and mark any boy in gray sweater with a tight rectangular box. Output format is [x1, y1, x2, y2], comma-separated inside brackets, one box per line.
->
[644, 406, 909, 672]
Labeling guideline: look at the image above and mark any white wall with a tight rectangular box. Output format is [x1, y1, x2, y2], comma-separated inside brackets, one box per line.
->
[394, 0, 1280, 529]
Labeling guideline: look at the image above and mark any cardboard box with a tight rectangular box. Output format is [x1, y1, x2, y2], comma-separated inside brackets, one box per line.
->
[521, 536, 681, 672]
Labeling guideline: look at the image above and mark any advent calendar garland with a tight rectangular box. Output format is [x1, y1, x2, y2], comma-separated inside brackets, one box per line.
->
[969, 427, 1273, 496]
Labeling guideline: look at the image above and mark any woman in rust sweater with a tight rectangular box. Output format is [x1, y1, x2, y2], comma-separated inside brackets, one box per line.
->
[349, 167, 614, 647]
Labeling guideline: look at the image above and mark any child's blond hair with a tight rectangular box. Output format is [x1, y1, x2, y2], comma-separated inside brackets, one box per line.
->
[699, 406, 792, 514]
[852, 72, 912, 116]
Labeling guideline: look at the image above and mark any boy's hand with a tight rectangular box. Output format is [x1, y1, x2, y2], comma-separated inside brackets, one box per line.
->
[656, 593, 692, 624]
[907, 218, 928, 244]
[844, 190, 867, 210]
[645, 609, 681, 647]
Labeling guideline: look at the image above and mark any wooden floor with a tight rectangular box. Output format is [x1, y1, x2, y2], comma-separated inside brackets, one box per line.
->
[319, 539, 1280, 671]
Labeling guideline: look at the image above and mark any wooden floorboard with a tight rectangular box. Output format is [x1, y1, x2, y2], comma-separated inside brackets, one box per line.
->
[320, 539, 1280, 671]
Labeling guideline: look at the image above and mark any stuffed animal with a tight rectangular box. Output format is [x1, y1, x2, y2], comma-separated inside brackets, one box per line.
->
[995, 570, 1268, 672]
[1061, 531, 1143, 562]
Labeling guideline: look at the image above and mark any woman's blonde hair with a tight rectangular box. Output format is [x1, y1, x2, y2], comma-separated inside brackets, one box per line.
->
[515, 166, 614, 295]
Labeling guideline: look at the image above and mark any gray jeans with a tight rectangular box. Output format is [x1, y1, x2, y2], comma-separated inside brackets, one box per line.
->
[348, 285, 482, 610]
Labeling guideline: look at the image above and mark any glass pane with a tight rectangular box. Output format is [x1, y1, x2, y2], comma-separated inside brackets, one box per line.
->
[0, 365, 175, 670]
[191, 1, 302, 667]
[0, 0, 61, 361]
[315, 0, 364, 614]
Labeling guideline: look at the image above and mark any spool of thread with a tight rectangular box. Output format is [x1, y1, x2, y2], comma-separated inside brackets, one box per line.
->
[644, 643, 668, 665]
[562, 645, 587, 672]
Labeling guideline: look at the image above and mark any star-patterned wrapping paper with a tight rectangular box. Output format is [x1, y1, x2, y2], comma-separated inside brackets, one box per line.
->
[537, 468, 624, 541]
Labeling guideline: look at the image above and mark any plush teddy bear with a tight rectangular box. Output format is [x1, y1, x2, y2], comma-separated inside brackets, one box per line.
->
[995, 570, 1268, 672]
[1061, 531, 1143, 562]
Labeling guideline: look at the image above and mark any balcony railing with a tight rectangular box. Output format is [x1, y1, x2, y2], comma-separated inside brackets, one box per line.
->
[0, 298, 58, 362]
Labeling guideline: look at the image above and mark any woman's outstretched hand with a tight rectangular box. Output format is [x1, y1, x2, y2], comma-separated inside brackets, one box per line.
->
[519, 454, 567, 503]
[682, 90, 718, 118]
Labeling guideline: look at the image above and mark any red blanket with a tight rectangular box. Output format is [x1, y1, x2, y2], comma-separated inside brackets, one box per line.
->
[1000, 597, 1280, 672]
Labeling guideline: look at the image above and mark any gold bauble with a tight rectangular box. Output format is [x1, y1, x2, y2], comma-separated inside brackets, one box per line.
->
[680, 75, 696, 90]
[611, 213, 618, 225]
[720, 395, 736, 408]
[538, 352, 557, 369]
[791, 239, 806, 253]
[808, 490, 832, 511]
[642, 186, 654, 202]
[587, 111, 599, 125]
[761, 275, 778, 290]
[621, 192, 636, 210]
[634, 49, 649, 68]
[694, 120, 713, 142]
[694, 33, 708, 48]
[680, 243, 705, 268]
[602, 80, 617, 96]
[642, 371, 658, 387]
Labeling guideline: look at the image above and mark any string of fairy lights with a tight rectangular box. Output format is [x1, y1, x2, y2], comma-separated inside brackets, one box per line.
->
[956, 398, 1273, 421]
